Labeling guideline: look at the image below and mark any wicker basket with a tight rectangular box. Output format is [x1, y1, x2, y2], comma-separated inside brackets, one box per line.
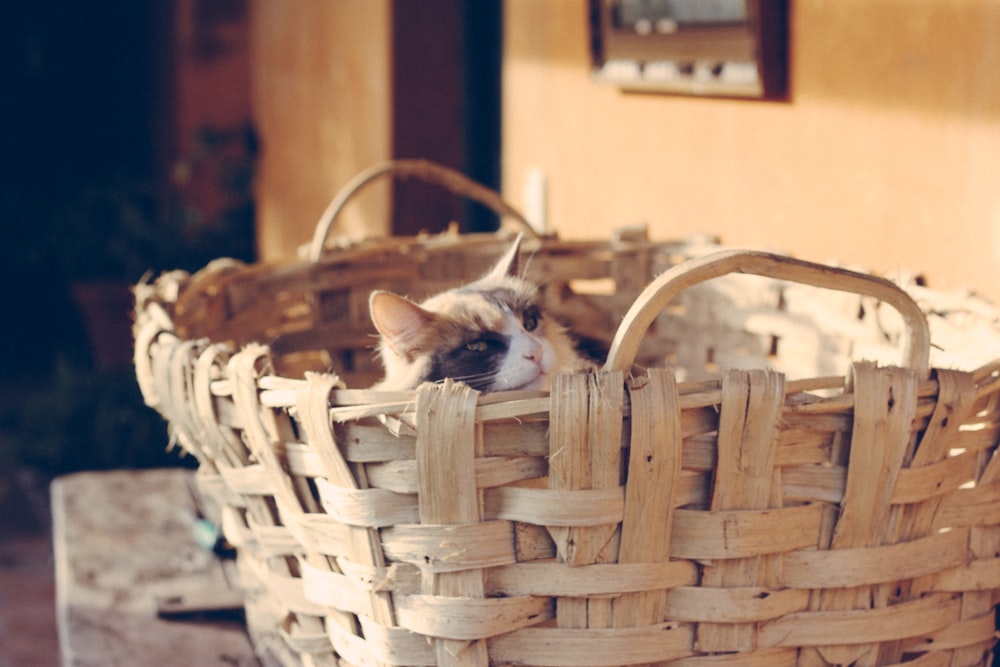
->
[134, 161, 1000, 667]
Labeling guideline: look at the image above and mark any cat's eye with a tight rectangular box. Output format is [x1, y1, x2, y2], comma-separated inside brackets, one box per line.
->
[466, 340, 489, 353]
[522, 312, 539, 332]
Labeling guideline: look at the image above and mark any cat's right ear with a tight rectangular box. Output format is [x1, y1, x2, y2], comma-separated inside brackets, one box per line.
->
[482, 233, 523, 282]
[369, 291, 434, 355]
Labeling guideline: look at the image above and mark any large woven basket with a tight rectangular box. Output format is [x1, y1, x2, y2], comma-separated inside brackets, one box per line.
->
[134, 161, 1000, 667]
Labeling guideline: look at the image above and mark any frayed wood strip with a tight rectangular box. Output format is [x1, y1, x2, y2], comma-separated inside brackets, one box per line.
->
[547, 372, 624, 564]
[473, 456, 547, 489]
[782, 527, 969, 589]
[339, 423, 417, 462]
[900, 607, 998, 653]
[298, 559, 373, 617]
[953, 424, 1000, 457]
[780, 465, 845, 504]
[675, 375, 842, 410]
[194, 344, 250, 467]
[333, 615, 436, 666]
[273, 627, 332, 662]
[167, 339, 211, 464]
[815, 362, 918, 665]
[546, 372, 624, 631]
[239, 554, 327, 617]
[664, 586, 810, 623]
[283, 512, 351, 558]
[482, 421, 550, 457]
[487, 622, 694, 666]
[350, 456, 547, 495]
[881, 365, 980, 663]
[759, 592, 960, 649]
[415, 380, 481, 525]
[661, 647, 800, 667]
[612, 369, 681, 639]
[698, 368, 786, 652]
[485, 560, 698, 598]
[328, 401, 416, 422]
[313, 478, 417, 528]
[931, 555, 1000, 593]
[285, 441, 548, 494]
[240, 517, 305, 558]
[889, 448, 978, 504]
[394, 594, 554, 641]
[547, 374, 595, 565]
[415, 380, 489, 665]
[228, 345, 300, 513]
[381, 521, 516, 573]
[195, 469, 246, 512]
[262, 388, 550, 420]
[133, 317, 169, 408]
[217, 462, 273, 496]
[669, 504, 822, 560]
[476, 396, 551, 420]
[334, 557, 421, 596]
[710, 369, 785, 512]
[483, 486, 625, 527]
[295, 372, 398, 634]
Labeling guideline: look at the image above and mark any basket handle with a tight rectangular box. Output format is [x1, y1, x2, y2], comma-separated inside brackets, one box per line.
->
[307, 159, 538, 262]
[602, 249, 931, 378]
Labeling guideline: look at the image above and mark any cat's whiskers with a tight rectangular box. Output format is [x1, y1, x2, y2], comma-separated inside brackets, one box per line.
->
[435, 369, 500, 392]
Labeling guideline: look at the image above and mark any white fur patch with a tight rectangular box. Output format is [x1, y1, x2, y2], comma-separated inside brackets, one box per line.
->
[492, 312, 554, 391]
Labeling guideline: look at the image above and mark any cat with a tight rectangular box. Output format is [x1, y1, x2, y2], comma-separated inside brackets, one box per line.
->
[369, 236, 598, 391]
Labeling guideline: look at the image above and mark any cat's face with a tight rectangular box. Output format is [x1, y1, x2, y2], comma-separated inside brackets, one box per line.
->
[369, 238, 586, 391]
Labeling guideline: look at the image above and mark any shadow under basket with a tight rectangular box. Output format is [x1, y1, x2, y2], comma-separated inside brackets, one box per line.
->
[134, 161, 1000, 667]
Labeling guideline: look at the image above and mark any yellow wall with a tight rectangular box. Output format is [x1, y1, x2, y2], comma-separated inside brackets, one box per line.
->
[502, 1, 1000, 302]
[250, 1, 392, 261]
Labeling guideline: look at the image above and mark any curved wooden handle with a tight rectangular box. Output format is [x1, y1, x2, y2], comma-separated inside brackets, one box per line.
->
[602, 250, 931, 377]
[307, 159, 538, 262]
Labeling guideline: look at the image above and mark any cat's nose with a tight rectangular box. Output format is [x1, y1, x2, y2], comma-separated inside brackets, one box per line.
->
[523, 339, 543, 363]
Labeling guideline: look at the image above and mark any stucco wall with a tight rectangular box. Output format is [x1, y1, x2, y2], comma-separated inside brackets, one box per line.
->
[502, 1, 1000, 302]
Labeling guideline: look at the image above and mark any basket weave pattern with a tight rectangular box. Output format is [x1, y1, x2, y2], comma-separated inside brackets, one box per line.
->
[135, 230, 1000, 667]
[134, 165, 1000, 667]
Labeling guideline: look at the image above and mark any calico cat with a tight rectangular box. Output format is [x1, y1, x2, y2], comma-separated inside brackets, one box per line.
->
[369, 236, 598, 391]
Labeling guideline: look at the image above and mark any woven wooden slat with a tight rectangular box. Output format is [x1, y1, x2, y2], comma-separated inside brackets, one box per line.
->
[782, 528, 969, 589]
[697, 368, 785, 653]
[381, 521, 517, 572]
[415, 379, 488, 666]
[295, 372, 397, 667]
[547, 372, 624, 634]
[228, 345, 340, 666]
[487, 622, 695, 666]
[611, 368, 681, 647]
[815, 363, 918, 666]
[133, 162, 1000, 666]
[486, 560, 697, 598]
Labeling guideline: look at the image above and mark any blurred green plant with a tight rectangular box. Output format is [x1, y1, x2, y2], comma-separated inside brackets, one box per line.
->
[53, 123, 257, 283]
[0, 356, 194, 474]
[0, 123, 256, 474]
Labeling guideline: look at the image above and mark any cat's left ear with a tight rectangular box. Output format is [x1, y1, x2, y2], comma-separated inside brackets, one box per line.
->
[369, 291, 435, 356]
[482, 234, 523, 282]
